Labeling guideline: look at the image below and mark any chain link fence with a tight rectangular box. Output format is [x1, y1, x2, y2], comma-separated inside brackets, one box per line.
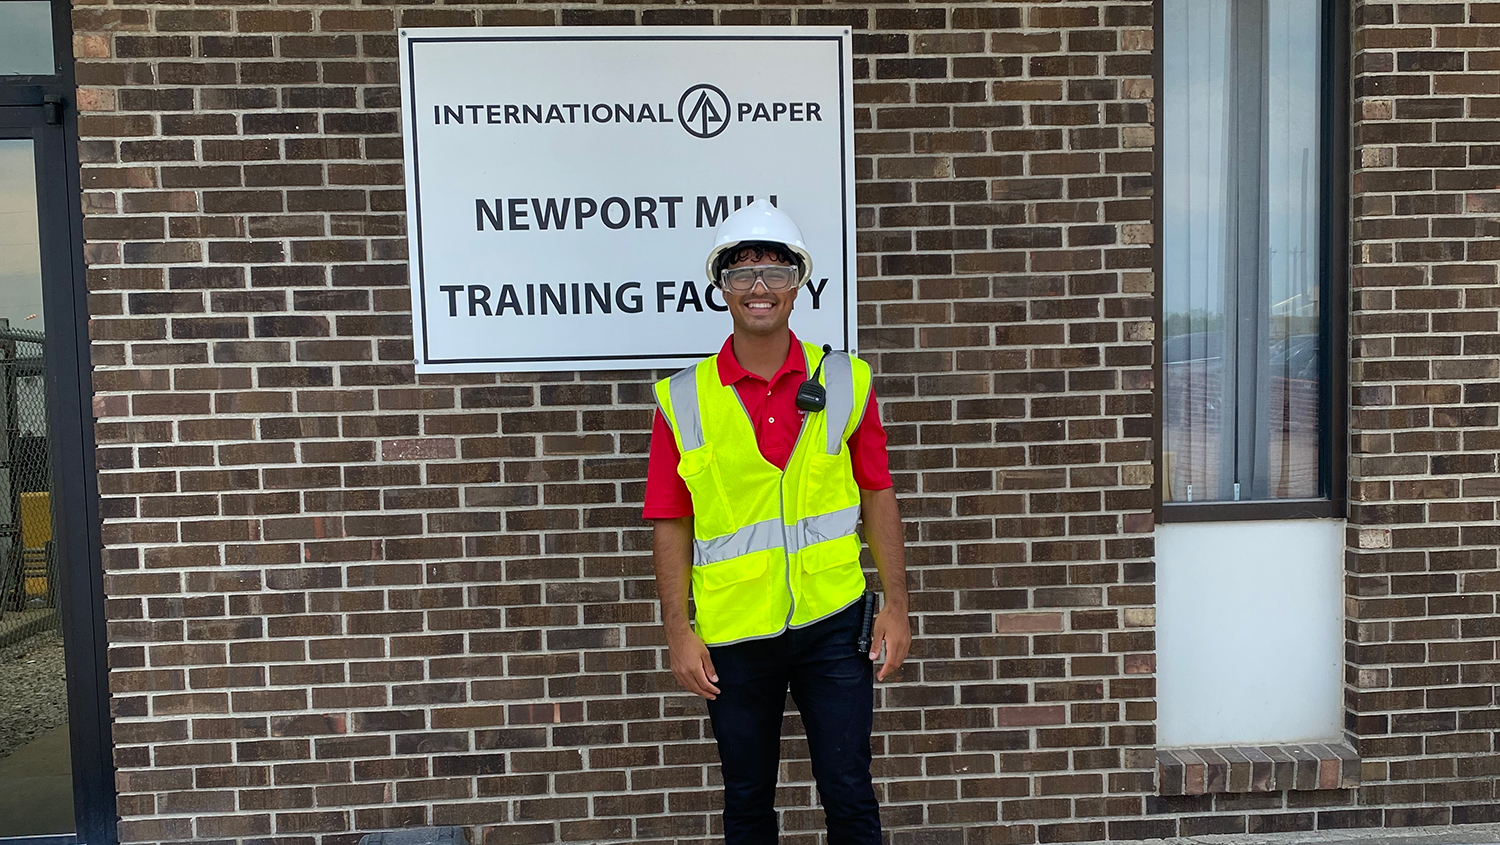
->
[0, 322, 55, 648]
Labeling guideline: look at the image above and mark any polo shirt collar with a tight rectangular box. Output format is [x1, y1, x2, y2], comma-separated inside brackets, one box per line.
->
[716, 331, 806, 386]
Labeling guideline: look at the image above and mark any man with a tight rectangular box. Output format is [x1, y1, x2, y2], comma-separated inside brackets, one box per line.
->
[644, 199, 910, 845]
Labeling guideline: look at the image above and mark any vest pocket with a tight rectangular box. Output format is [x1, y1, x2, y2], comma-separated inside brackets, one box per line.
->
[696, 551, 770, 590]
[693, 551, 775, 640]
[677, 442, 732, 537]
[800, 534, 861, 573]
[793, 535, 865, 628]
[802, 451, 857, 512]
[793, 535, 864, 627]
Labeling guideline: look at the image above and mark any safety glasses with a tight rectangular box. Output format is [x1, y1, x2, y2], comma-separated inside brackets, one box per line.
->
[719, 264, 799, 293]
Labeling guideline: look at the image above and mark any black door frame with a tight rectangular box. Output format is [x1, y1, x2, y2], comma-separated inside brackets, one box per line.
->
[1, 0, 117, 842]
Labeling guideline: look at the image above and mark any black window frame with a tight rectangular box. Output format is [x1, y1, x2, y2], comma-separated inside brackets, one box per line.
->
[0, 0, 67, 82]
[0, 0, 118, 842]
[1152, 0, 1350, 523]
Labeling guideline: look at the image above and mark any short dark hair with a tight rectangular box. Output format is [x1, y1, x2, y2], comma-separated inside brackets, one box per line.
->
[714, 241, 800, 280]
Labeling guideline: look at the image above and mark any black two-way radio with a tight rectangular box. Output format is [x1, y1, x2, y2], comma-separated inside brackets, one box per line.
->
[857, 592, 878, 655]
[795, 344, 835, 413]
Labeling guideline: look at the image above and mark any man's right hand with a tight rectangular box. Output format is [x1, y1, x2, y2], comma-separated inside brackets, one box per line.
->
[667, 629, 721, 700]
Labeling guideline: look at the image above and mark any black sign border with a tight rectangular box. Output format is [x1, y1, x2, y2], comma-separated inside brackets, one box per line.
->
[403, 31, 853, 368]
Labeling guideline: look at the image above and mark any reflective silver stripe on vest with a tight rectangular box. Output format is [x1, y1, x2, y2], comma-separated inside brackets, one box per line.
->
[694, 505, 861, 566]
[822, 351, 854, 455]
[668, 365, 704, 452]
[794, 503, 862, 551]
[694, 516, 783, 566]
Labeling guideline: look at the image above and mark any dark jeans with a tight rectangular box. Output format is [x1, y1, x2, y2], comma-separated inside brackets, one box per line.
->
[705, 602, 880, 845]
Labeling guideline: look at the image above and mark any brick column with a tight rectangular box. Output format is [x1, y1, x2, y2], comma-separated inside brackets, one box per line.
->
[1348, 0, 1500, 826]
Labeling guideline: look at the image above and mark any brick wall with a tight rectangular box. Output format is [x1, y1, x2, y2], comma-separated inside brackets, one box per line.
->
[1345, 0, 1500, 829]
[73, 2, 1162, 842]
[65, 0, 1500, 843]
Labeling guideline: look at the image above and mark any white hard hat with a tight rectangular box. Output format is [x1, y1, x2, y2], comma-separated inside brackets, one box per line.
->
[704, 199, 814, 288]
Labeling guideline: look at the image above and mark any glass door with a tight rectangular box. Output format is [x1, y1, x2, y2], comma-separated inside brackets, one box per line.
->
[0, 94, 114, 845]
[0, 108, 74, 843]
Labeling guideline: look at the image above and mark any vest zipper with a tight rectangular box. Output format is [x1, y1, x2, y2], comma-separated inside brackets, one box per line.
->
[723, 343, 816, 635]
[779, 396, 813, 630]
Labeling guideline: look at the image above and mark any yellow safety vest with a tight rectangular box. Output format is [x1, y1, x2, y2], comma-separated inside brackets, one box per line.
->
[654, 341, 874, 646]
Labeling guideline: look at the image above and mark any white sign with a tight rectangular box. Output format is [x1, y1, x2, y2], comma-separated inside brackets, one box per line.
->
[398, 26, 857, 373]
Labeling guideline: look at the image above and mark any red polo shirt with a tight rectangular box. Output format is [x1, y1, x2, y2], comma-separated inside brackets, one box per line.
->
[643, 332, 892, 520]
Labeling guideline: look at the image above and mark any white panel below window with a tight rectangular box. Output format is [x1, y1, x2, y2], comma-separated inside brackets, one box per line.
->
[1157, 518, 1344, 747]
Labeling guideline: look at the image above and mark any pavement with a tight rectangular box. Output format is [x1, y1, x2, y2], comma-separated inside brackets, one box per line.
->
[1155, 824, 1500, 845]
[0, 722, 74, 837]
[0, 631, 69, 760]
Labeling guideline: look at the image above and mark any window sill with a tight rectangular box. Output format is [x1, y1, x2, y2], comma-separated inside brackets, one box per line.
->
[1158, 499, 1344, 523]
[1157, 742, 1359, 795]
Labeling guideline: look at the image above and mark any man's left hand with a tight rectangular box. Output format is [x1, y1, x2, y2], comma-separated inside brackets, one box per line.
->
[867, 605, 910, 681]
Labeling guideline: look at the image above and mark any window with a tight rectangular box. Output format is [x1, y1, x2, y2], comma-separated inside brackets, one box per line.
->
[0, 1, 56, 76]
[1158, 0, 1344, 517]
